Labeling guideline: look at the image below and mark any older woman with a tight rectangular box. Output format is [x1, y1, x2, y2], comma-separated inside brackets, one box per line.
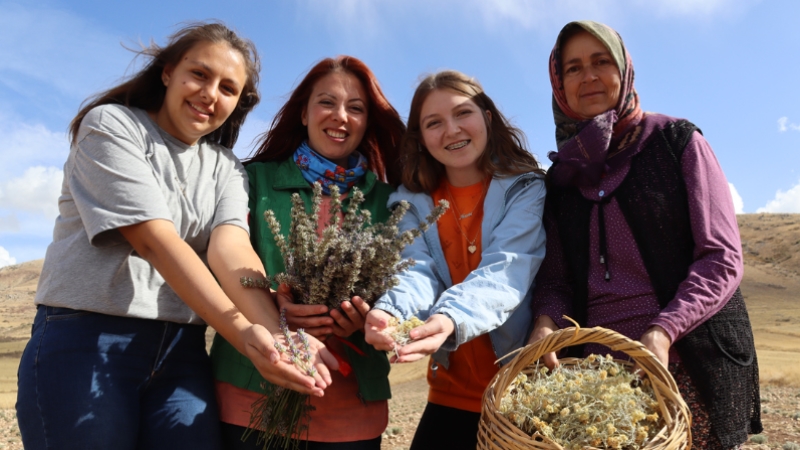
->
[529, 20, 762, 449]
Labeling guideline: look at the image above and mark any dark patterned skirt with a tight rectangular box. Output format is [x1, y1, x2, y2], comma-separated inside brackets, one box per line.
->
[669, 362, 741, 450]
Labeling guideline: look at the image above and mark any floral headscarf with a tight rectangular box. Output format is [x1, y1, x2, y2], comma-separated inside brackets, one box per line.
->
[547, 20, 644, 187]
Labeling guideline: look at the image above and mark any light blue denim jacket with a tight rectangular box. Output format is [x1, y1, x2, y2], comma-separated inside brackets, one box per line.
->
[374, 172, 546, 367]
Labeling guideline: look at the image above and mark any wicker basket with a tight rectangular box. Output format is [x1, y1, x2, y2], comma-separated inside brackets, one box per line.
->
[478, 324, 691, 450]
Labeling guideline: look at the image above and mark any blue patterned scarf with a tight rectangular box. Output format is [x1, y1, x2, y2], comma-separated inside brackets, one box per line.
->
[293, 142, 368, 194]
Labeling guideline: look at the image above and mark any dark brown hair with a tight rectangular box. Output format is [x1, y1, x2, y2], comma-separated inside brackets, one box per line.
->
[401, 70, 545, 193]
[69, 22, 260, 148]
[247, 56, 406, 186]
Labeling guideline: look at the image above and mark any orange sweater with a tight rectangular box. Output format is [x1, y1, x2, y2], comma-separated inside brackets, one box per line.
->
[427, 179, 499, 413]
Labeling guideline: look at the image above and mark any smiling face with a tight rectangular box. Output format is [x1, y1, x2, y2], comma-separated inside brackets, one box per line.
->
[154, 41, 247, 145]
[301, 71, 368, 167]
[419, 88, 490, 186]
[561, 31, 622, 120]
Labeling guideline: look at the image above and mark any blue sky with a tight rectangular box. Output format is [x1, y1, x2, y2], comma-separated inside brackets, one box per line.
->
[1, 0, 799, 266]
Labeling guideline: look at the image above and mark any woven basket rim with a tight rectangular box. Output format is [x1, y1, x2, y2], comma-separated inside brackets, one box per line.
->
[477, 321, 692, 450]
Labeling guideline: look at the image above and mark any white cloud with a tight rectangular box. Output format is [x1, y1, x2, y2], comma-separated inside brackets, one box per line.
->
[0, 118, 69, 175]
[728, 183, 744, 214]
[777, 116, 800, 132]
[0, 166, 64, 221]
[756, 180, 800, 213]
[0, 246, 16, 268]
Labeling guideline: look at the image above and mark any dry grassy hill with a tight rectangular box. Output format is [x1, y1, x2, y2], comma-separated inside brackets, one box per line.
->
[737, 214, 800, 386]
[0, 259, 42, 410]
[0, 214, 799, 449]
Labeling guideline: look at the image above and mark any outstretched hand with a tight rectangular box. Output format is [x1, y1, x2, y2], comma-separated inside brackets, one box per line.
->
[393, 313, 454, 363]
[242, 323, 339, 397]
[527, 315, 560, 370]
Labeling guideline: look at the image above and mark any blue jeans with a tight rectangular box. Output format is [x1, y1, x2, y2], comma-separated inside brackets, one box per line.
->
[16, 305, 222, 450]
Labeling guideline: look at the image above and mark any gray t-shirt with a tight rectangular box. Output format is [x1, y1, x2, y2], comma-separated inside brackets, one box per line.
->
[35, 104, 249, 324]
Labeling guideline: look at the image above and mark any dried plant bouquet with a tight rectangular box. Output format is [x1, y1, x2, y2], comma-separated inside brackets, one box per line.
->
[243, 182, 447, 450]
[265, 182, 448, 310]
[500, 355, 661, 449]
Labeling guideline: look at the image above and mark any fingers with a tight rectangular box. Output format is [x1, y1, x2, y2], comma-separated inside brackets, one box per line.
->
[299, 326, 333, 339]
[366, 309, 392, 331]
[318, 345, 340, 373]
[349, 296, 371, 317]
[542, 352, 559, 370]
[396, 315, 453, 362]
[308, 340, 334, 387]
[268, 364, 326, 397]
[329, 305, 357, 337]
[244, 324, 281, 363]
[527, 315, 558, 345]
[364, 327, 394, 351]
[243, 326, 325, 396]
[409, 313, 453, 341]
[330, 299, 369, 337]
[394, 337, 435, 360]
[527, 316, 560, 369]
[394, 335, 443, 363]
[393, 351, 427, 363]
[364, 310, 395, 351]
[276, 284, 333, 332]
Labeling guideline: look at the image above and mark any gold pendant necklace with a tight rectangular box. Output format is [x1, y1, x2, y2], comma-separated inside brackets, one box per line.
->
[444, 179, 488, 254]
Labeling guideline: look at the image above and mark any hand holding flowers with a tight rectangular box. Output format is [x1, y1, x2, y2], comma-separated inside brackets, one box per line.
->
[392, 314, 454, 363]
[242, 182, 447, 449]
[365, 311, 453, 363]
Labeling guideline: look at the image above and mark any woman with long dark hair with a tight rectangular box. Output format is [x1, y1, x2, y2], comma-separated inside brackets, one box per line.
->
[16, 22, 333, 450]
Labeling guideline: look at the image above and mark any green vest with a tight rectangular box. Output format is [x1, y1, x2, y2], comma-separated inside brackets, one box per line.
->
[210, 158, 393, 401]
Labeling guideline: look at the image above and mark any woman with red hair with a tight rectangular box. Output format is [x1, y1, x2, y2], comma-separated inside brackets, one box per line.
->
[211, 56, 406, 450]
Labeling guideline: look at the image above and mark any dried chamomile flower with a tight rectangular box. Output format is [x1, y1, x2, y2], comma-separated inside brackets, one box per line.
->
[498, 355, 661, 449]
[385, 316, 425, 347]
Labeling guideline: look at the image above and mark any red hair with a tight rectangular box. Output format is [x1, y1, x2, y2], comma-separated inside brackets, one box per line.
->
[247, 56, 405, 186]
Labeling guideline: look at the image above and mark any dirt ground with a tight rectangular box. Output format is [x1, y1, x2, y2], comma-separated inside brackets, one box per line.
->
[1, 214, 799, 449]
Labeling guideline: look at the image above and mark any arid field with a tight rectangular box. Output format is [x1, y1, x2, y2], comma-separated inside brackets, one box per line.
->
[1, 213, 799, 449]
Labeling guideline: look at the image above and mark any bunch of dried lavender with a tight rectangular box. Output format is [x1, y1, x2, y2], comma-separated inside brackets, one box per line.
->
[264, 182, 448, 309]
[243, 308, 317, 450]
[499, 354, 661, 450]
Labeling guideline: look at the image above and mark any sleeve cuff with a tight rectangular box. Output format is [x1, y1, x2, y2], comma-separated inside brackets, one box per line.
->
[648, 317, 678, 344]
